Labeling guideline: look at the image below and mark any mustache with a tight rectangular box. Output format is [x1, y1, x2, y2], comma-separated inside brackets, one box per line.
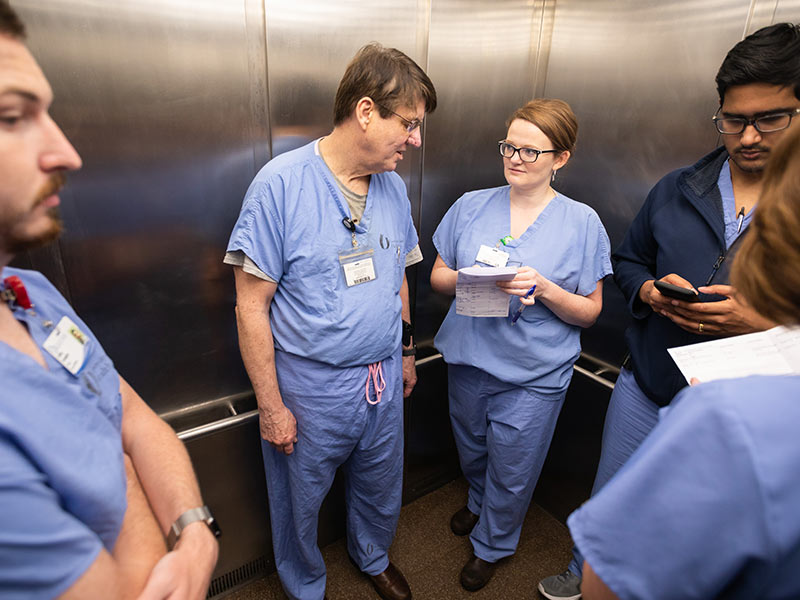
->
[735, 144, 769, 153]
[33, 172, 67, 207]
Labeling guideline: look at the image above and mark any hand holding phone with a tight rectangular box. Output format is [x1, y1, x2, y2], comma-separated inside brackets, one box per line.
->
[654, 280, 701, 302]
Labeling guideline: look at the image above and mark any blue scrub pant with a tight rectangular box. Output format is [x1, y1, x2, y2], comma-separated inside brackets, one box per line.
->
[568, 367, 660, 576]
[263, 350, 404, 600]
[448, 364, 566, 563]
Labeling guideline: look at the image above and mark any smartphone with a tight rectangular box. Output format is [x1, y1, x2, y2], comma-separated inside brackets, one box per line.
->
[654, 280, 701, 302]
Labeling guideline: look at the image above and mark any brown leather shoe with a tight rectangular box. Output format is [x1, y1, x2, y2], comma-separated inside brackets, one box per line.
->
[450, 506, 479, 536]
[369, 562, 412, 600]
[459, 554, 496, 592]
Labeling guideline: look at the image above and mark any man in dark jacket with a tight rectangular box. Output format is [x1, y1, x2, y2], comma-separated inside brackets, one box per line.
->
[539, 22, 800, 600]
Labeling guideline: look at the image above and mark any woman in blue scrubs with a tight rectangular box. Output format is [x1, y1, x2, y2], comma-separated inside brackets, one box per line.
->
[430, 98, 612, 591]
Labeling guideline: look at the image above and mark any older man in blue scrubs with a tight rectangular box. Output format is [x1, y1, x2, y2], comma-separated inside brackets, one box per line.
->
[225, 43, 436, 600]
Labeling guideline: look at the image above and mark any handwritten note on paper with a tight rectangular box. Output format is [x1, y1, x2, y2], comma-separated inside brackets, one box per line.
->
[668, 326, 800, 384]
[455, 266, 518, 317]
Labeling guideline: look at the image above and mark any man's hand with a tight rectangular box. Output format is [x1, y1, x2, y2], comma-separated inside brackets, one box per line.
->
[402, 355, 417, 398]
[259, 403, 297, 455]
[137, 524, 218, 600]
[662, 284, 775, 336]
[638, 273, 696, 315]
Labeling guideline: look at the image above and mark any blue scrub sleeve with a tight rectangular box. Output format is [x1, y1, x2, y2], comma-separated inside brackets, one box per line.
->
[567, 387, 768, 600]
[227, 180, 285, 282]
[575, 211, 612, 296]
[0, 443, 103, 599]
[432, 196, 465, 269]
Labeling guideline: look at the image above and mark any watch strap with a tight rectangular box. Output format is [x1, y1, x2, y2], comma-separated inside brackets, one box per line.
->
[167, 505, 220, 549]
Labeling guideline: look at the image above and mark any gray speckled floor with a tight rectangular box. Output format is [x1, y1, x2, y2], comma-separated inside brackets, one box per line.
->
[225, 478, 572, 600]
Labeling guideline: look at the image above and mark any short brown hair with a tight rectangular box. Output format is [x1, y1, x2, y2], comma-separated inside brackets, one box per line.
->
[506, 98, 578, 154]
[0, 1, 25, 39]
[333, 42, 437, 126]
[731, 124, 800, 325]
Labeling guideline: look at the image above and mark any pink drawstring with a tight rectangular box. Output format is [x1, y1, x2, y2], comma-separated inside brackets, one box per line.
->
[365, 361, 385, 405]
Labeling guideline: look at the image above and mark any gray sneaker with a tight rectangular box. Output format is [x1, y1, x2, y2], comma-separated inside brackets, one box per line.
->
[537, 570, 582, 600]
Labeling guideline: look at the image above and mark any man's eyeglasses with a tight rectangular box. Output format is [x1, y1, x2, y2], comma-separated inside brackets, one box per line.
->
[712, 108, 800, 135]
[375, 102, 423, 133]
[498, 141, 558, 163]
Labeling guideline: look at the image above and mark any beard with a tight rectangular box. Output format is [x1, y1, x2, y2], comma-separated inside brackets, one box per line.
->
[1, 172, 66, 254]
[729, 145, 769, 173]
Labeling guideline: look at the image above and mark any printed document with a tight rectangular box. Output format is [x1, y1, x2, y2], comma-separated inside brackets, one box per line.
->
[455, 266, 518, 317]
[668, 325, 800, 384]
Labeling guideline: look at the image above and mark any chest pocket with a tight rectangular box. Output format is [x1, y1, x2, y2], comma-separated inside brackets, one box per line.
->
[285, 241, 339, 315]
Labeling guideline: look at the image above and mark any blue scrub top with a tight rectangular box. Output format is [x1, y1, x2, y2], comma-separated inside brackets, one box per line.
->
[433, 186, 612, 394]
[227, 140, 418, 367]
[0, 267, 125, 599]
[568, 374, 800, 600]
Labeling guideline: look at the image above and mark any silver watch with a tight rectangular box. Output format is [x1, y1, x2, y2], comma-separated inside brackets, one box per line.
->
[167, 505, 221, 549]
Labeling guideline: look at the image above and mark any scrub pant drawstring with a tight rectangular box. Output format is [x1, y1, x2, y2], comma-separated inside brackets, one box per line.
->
[365, 361, 385, 405]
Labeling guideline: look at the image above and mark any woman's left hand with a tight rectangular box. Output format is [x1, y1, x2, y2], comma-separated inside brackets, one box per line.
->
[496, 266, 548, 305]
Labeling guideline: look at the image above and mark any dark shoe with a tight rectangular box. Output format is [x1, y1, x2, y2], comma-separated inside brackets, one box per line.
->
[369, 562, 412, 600]
[460, 554, 496, 591]
[450, 506, 479, 536]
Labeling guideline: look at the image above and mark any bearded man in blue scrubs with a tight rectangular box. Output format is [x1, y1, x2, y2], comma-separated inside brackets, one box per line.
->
[225, 43, 436, 600]
[0, 3, 219, 598]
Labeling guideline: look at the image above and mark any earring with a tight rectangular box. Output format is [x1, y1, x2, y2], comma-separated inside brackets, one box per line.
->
[551, 170, 557, 182]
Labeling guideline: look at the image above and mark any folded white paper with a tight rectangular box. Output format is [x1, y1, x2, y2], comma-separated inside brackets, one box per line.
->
[455, 266, 518, 317]
[668, 325, 800, 384]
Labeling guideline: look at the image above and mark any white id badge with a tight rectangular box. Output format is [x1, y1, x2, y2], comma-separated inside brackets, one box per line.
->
[339, 246, 377, 287]
[42, 316, 90, 375]
[475, 244, 510, 268]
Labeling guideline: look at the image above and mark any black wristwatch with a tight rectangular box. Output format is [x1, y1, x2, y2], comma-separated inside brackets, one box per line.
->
[167, 505, 222, 549]
[402, 320, 416, 356]
[402, 320, 413, 347]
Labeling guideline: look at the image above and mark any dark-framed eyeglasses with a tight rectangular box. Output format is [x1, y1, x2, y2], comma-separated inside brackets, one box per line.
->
[498, 141, 558, 163]
[712, 108, 800, 135]
[375, 102, 423, 133]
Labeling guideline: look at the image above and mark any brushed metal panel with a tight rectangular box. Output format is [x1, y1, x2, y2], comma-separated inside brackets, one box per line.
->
[773, 0, 800, 22]
[15, 0, 261, 412]
[541, 0, 756, 363]
[416, 0, 543, 347]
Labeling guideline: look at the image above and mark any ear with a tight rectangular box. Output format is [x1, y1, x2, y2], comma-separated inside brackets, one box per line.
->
[355, 97, 374, 131]
[553, 150, 571, 170]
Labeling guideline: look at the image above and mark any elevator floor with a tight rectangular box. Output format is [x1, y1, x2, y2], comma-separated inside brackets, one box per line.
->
[226, 477, 573, 599]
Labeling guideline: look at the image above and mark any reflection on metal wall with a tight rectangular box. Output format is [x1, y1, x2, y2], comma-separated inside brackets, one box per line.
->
[15, 0, 799, 411]
[16, 0, 265, 412]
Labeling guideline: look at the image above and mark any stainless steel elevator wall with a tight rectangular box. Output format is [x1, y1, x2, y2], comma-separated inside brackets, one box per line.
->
[14, 0, 800, 408]
[11, 0, 800, 593]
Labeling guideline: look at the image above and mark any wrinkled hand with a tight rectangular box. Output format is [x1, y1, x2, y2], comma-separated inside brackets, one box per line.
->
[259, 403, 298, 455]
[402, 355, 417, 398]
[663, 284, 775, 336]
[639, 273, 697, 315]
[495, 266, 547, 306]
[137, 524, 218, 600]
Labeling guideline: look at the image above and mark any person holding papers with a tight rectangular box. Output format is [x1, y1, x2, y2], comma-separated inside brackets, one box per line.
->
[570, 121, 800, 600]
[429, 99, 612, 592]
[541, 24, 800, 600]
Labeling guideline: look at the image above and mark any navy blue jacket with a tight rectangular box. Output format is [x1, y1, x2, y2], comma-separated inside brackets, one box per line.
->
[613, 147, 747, 407]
